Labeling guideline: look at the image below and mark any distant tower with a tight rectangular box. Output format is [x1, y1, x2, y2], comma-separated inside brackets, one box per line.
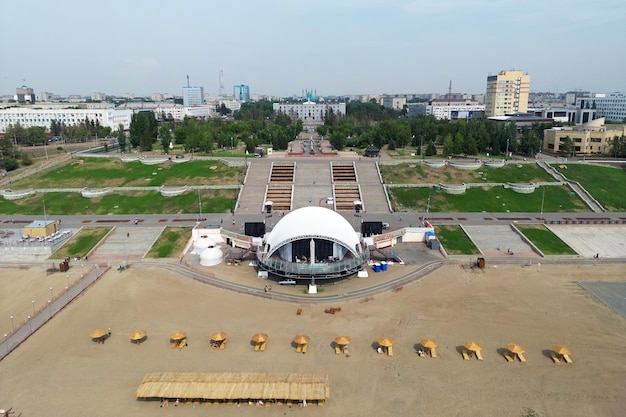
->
[448, 80, 452, 100]
[219, 69, 225, 96]
[186, 74, 190, 88]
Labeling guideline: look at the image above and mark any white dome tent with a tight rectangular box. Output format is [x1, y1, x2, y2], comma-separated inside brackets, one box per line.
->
[199, 246, 224, 266]
[256, 206, 369, 281]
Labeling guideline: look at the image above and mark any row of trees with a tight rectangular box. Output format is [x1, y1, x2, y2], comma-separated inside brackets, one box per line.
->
[317, 104, 548, 157]
[124, 103, 303, 155]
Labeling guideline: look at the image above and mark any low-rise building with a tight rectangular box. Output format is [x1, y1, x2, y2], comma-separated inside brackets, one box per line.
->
[542, 118, 626, 155]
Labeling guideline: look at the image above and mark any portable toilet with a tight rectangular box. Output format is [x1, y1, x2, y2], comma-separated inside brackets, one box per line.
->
[373, 263, 381, 273]
[380, 261, 388, 271]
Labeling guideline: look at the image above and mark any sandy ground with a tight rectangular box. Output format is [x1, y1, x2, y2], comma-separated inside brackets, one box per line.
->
[1, 261, 626, 417]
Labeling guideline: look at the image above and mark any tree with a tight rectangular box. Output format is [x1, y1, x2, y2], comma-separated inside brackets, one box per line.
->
[442, 134, 454, 156]
[116, 124, 126, 153]
[559, 136, 573, 157]
[518, 130, 541, 156]
[159, 124, 172, 154]
[129, 111, 157, 151]
[425, 140, 437, 156]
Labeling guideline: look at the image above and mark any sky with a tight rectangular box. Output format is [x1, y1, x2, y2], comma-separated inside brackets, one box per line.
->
[1, 0, 625, 98]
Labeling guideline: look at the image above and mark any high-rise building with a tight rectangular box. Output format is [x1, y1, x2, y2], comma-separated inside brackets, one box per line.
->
[484, 70, 530, 117]
[233, 84, 250, 102]
[182, 86, 204, 106]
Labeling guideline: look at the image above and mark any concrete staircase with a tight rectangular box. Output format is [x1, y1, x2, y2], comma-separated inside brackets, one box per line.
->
[354, 161, 390, 213]
[236, 160, 272, 213]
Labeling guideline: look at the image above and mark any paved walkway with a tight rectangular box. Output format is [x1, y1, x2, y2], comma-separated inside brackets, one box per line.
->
[463, 225, 539, 258]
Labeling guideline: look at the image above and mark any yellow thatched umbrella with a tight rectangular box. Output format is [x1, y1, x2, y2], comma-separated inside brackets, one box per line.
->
[211, 332, 228, 342]
[130, 330, 147, 345]
[464, 341, 482, 352]
[170, 331, 187, 341]
[421, 338, 438, 349]
[252, 333, 268, 343]
[334, 336, 351, 346]
[552, 345, 571, 356]
[507, 343, 525, 355]
[90, 329, 108, 343]
[377, 337, 393, 347]
[294, 335, 310, 345]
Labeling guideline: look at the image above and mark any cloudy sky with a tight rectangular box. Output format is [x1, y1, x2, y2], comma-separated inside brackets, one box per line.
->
[1, 0, 625, 98]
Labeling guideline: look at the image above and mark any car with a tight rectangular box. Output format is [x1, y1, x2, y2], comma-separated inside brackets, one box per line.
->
[382, 222, 390, 230]
[278, 279, 296, 285]
[254, 154, 262, 158]
[175, 154, 185, 159]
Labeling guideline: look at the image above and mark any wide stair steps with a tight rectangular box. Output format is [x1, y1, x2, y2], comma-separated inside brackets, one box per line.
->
[236, 160, 272, 213]
[264, 163, 295, 212]
[331, 162, 362, 212]
[354, 161, 391, 213]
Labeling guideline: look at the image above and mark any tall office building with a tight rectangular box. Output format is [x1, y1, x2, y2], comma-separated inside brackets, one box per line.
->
[233, 84, 250, 102]
[485, 70, 530, 117]
[182, 86, 204, 106]
[15, 85, 36, 104]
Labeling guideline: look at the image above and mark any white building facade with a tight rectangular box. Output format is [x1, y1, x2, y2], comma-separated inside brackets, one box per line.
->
[273, 101, 346, 121]
[426, 99, 485, 120]
[576, 93, 626, 122]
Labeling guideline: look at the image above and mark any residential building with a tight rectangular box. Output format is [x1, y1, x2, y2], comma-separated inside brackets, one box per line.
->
[542, 118, 626, 155]
[381, 96, 406, 111]
[485, 70, 531, 117]
[576, 93, 626, 122]
[233, 84, 250, 102]
[182, 86, 204, 106]
[425, 98, 485, 120]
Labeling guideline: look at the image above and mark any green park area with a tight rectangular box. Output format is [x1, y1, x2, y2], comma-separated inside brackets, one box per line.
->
[515, 224, 577, 255]
[380, 163, 555, 185]
[12, 157, 243, 189]
[146, 226, 192, 258]
[434, 225, 480, 255]
[389, 185, 587, 213]
[553, 163, 626, 211]
[50, 227, 112, 260]
[0, 189, 236, 216]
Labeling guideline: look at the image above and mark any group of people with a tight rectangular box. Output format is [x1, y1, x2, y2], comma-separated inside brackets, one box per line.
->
[264, 284, 272, 293]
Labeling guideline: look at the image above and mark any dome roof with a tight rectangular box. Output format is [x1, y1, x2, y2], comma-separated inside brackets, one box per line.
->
[199, 246, 223, 266]
[193, 235, 216, 253]
[265, 206, 360, 257]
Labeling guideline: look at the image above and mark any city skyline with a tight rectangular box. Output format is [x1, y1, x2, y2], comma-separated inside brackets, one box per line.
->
[1, 0, 625, 98]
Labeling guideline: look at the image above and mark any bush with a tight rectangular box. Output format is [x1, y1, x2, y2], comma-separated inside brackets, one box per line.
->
[1, 157, 19, 171]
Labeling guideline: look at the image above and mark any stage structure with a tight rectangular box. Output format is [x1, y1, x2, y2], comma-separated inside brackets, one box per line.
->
[256, 207, 368, 280]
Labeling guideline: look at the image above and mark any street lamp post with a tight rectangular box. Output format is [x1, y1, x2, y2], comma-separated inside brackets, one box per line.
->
[4, 333, 8, 354]
[49, 287, 53, 300]
[27, 316, 32, 332]
[48, 300, 52, 317]
[420, 135, 424, 161]
[32, 300, 35, 316]
[540, 186, 546, 217]
[10, 316, 14, 333]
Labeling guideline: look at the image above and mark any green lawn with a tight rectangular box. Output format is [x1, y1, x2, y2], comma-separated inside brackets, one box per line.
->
[381, 163, 555, 185]
[435, 225, 480, 255]
[515, 224, 577, 255]
[554, 163, 626, 211]
[0, 189, 236, 215]
[50, 227, 112, 260]
[389, 185, 588, 213]
[146, 226, 192, 258]
[11, 157, 243, 189]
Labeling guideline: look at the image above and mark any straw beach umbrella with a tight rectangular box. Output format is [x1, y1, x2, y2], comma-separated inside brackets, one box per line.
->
[552, 345, 571, 356]
[421, 338, 438, 349]
[130, 330, 147, 345]
[89, 329, 108, 343]
[211, 332, 228, 342]
[252, 333, 268, 343]
[507, 343, 525, 355]
[334, 336, 351, 346]
[464, 341, 482, 352]
[294, 335, 310, 345]
[170, 331, 186, 341]
[377, 337, 393, 347]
